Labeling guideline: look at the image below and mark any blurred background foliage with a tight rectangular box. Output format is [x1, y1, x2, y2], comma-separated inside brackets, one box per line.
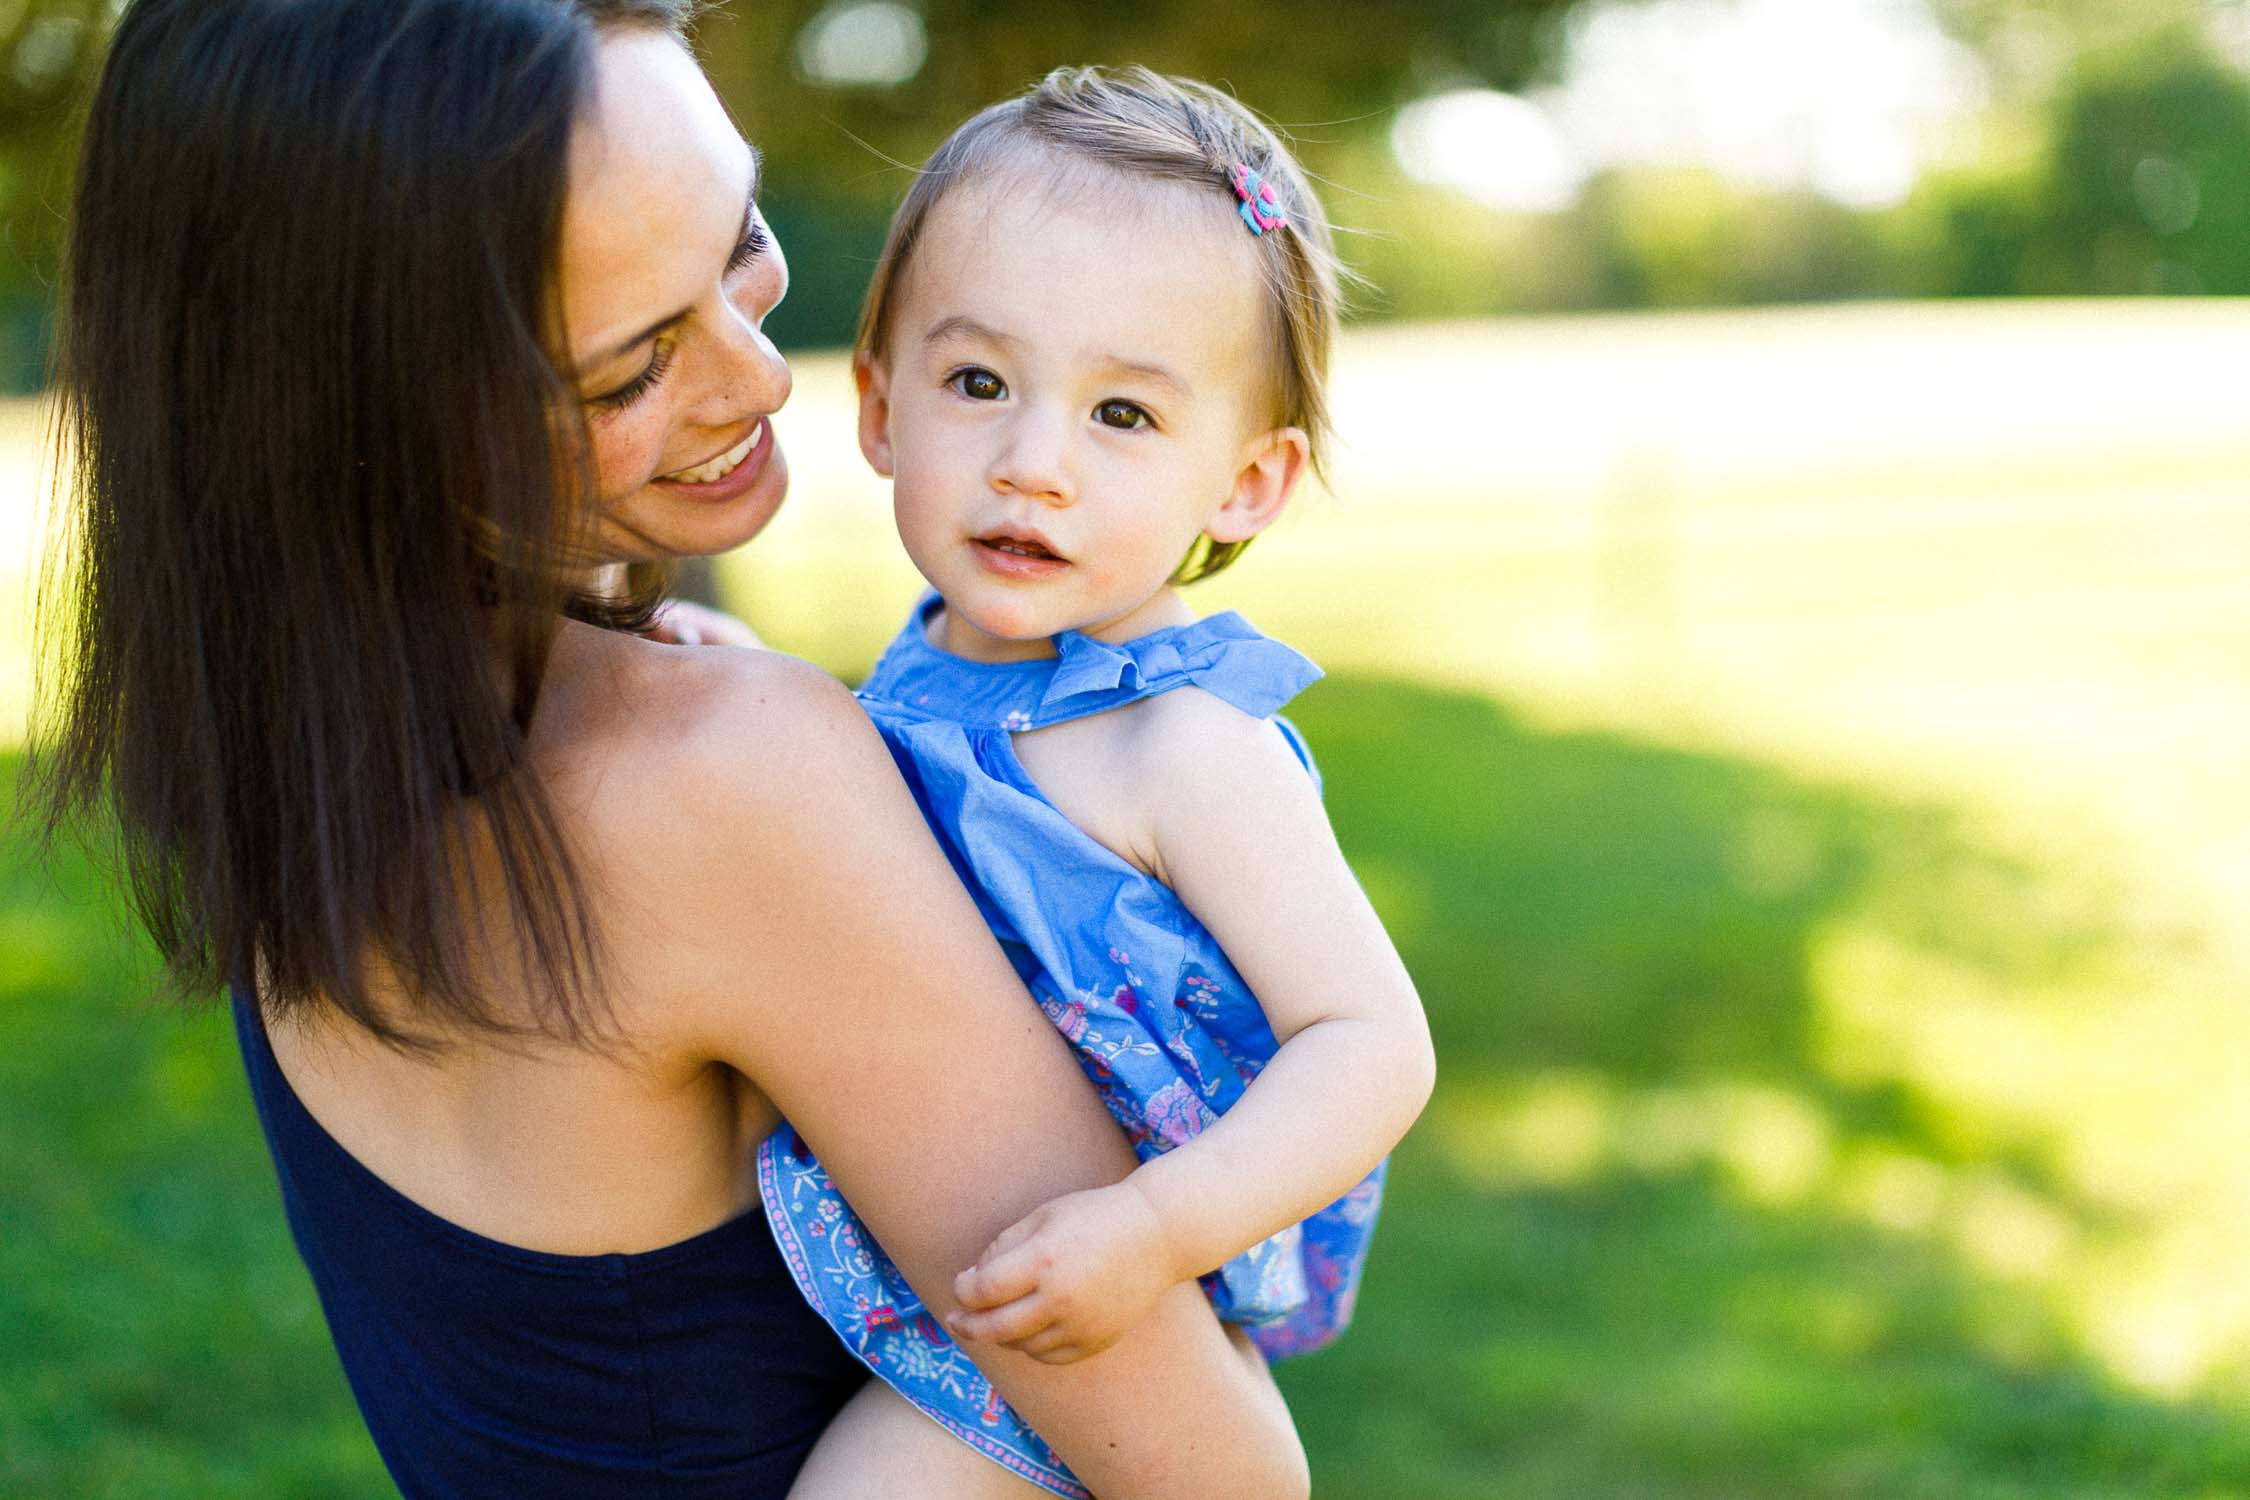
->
[9, 0, 2250, 382]
[9, 2, 2250, 1496]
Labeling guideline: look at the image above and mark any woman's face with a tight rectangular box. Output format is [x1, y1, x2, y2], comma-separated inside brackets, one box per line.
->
[556, 28, 791, 567]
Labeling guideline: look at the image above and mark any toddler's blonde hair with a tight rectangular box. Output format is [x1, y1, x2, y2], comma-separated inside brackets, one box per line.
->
[855, 65, 1346, 585]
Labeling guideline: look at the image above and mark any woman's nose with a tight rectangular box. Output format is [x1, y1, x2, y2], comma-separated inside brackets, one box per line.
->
[704, 296, 793, 419]
[989, 406, 1072, 505]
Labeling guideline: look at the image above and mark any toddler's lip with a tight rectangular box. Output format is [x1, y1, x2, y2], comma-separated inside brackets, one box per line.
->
[970, 530, 1070, 580]
[973, 526, 1066, 563]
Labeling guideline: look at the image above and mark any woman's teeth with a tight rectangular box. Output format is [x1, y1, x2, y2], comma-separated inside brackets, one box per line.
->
[661, 424, 761, 484]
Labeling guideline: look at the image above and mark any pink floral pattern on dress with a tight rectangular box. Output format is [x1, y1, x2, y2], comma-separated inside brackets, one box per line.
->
[1143, 1077, 1217, 1147]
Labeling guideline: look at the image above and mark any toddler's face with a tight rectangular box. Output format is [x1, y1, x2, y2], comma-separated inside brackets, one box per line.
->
[860, 168, 1295, 661]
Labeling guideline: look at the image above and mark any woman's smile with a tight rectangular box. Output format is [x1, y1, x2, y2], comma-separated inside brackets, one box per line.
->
[559, 29, 793, 563]
[653, 416, 777, 504]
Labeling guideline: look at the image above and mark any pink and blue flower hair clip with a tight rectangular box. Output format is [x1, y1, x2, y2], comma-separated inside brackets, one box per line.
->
[1230, 161, 1287, 236]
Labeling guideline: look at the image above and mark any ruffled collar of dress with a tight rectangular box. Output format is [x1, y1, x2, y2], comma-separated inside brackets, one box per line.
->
[859, 591, 1321, 731]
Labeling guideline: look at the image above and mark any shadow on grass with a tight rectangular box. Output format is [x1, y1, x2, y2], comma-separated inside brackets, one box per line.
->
[2, 676, 2243, 1498]
[1277, 676, 2250, 1500]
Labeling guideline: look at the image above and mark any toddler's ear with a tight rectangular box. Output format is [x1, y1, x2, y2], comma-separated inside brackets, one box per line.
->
[1204, 426, 1310, 545]
[854, 354, 895, 477]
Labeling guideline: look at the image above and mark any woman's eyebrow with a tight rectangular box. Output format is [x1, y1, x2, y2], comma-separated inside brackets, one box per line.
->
[582, 155, 763, 373]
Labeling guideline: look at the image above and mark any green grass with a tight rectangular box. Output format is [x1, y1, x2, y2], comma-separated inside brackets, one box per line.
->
[0, 786, 384, 1499]
[8, 675, 2249, 1496]
[11, 303, 2250, 1493]
[1269, 679, 2250, 1498]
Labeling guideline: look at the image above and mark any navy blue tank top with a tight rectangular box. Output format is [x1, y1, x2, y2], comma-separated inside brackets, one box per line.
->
[232, 994, 866, 1498]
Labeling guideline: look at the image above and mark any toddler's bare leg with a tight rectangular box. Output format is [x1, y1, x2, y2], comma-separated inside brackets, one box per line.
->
[1224, 1324, 1297, 1460]
[788, 1379, 1057, 1500]
[792, 1330, 1292, 1498]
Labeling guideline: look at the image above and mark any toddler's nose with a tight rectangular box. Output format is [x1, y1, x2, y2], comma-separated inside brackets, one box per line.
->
[988, 406, 1071, 505]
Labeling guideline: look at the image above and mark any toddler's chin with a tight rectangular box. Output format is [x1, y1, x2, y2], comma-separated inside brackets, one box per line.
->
[933, 598, 1064, 660]
[951, 598, 1052, 642]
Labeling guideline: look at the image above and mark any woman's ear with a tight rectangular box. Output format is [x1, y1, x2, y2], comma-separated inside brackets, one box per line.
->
[1204, 426, 1311, 545]
[854, 354, 894, 477]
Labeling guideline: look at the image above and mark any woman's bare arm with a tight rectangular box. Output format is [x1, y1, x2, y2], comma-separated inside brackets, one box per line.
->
[634, 654, 1307, 1500]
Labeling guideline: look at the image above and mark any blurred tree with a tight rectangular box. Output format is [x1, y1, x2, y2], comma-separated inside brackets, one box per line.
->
[1, 0, 108, 389]
[2037, 27, 2250, 294]
[695, 0, 1583, 347]
[0, 0, 1586, 383]
[9, 0, 2250, 383]
[1881, 16, 2250, 299]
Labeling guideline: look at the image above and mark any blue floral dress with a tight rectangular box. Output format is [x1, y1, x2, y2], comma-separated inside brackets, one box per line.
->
[757, 594, 1387, 1498]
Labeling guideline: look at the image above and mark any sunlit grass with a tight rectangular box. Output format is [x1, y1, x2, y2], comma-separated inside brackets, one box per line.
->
[0, 398, 51, 753]
[737, 305, 2250, 889]
[7, 301, 2250, 1494]
[1277, 678, 2250, 1495]
[718, 301, 2250, 1413]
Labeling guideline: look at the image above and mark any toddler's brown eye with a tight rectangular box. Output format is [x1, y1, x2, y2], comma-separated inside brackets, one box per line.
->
[955, 368, 1004, 400]
[1095, 400, 1149, 430]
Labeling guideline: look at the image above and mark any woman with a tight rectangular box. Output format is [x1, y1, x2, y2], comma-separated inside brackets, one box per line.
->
[28, 2, 1307, 1496]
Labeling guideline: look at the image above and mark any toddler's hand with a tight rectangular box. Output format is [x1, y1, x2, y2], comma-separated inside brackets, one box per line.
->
[647, 598, 763, 648]
[945, 1179, 1181, 1364]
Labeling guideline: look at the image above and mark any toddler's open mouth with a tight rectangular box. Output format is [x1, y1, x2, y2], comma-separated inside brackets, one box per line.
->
[972, 527, 1068, 569]
[980, 536, 1058, 560]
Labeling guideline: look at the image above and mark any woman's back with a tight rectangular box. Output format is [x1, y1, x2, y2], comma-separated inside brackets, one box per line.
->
[237, 986, 867, 1498]
[261, 628, 792, 1257]
[241, 633, 871, 1496]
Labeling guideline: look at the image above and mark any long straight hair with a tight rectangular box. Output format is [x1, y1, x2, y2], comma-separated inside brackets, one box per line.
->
[26, 0, 700, 1048]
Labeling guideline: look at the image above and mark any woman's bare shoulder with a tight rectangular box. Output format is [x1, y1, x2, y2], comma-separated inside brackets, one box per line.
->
[674, 651, 903, 841]
[539, 629, 927, 1037]
[543, 626, 881, 814]
[653, 645, 865, 767]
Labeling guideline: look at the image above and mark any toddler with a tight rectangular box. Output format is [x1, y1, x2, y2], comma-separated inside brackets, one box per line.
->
[762, 66, 1434, 1499]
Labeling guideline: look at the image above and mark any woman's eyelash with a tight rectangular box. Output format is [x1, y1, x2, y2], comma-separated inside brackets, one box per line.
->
[725, 217, 770, 275]
[586, 219, 763, 412]
[588, 340, 676, 411]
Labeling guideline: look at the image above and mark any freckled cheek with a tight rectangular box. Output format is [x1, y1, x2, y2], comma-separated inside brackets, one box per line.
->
[583, 405, 672, 506]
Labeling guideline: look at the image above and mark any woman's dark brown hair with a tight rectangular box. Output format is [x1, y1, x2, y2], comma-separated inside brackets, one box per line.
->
[26, 0, 700, 1047]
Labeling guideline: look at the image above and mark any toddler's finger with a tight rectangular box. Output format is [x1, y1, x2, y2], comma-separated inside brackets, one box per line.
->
[962, 1211, 1044, 1277]
[953, 1239, 1044, 1310]
[981, 1213, 1045, 1260]
[667, 600, 765, 648]
[945, 1292, 1050, 1347]
[666, 605, 711, 645]
[1007, 1324, 1086, 1362]
[706, 615, 764, 648]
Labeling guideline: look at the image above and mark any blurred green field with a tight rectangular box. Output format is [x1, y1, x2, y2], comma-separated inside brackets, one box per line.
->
[8, 302, 2250, 1496]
